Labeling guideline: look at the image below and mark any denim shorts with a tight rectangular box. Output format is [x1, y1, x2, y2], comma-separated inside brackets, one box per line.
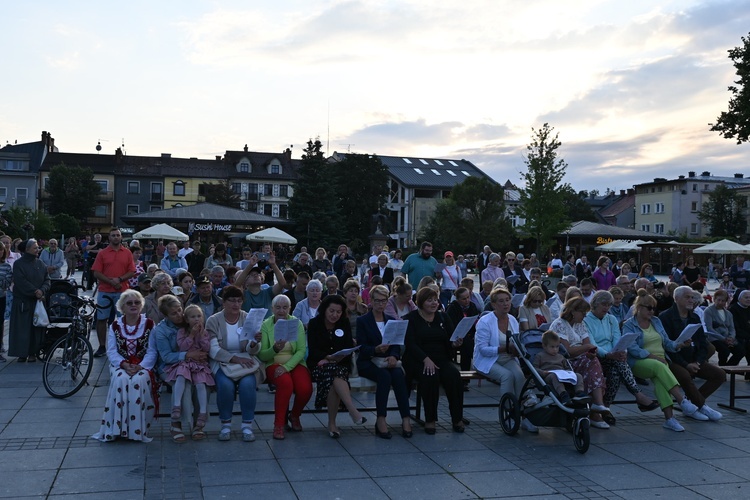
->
[96, 292, 122, 321]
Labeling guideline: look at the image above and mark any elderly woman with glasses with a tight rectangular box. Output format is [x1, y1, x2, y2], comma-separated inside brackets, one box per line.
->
[584, 291, 659, 416]
[621, 289, 699, 431]
[92, 290, 159, 442]
[518, 286, 552, 332]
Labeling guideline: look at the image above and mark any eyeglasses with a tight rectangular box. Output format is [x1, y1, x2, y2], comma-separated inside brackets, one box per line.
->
[125, 301, 141, 306]
[640, 305, 655, 312]
[372, 299, 388, 305]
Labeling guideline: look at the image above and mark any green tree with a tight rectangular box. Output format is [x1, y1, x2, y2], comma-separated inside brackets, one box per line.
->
[329, 153, 390, 253]
[422, 176, 513, 254]
[697, 184, 748, 238]
[200, 179, 241, 209]
[515, 123, 570, 256]
[53, 213, 81, 239]
[45, 163, 102, 220]
[288, 138, 340, 248]
[711, 33, 750, 144]
[561, 187, 597, 222]
[3, 207, 54, 240]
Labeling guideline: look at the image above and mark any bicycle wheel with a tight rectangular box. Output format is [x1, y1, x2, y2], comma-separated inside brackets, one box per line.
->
[42, 334, 94, 398]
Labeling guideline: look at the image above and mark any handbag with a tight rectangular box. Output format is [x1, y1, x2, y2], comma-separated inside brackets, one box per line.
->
[220, 352, 261, 381]
[33, 299, 50, 327]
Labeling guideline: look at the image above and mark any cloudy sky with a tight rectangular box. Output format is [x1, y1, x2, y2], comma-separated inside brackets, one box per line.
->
[2, 0, 749, 191]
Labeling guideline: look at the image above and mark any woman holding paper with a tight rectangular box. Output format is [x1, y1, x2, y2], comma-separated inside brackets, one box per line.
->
[548, 297, 611, 429]
[584, 291, 659, 412]
[258, 294, 311, 440]
[517, 286, 552, 332]
[622, 289, 703, 432]
[446, 287, 480, 386]
[473, 288, 530, 430]
[206, 285, 264, 442]
[356, 285, 412, 439]
[307, 294, 367, 438]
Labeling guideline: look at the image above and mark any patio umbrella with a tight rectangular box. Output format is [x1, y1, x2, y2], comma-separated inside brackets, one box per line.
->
[693, 239, 750, 254]
[133, 223, 189, 241]
[246, 227, 297, 245]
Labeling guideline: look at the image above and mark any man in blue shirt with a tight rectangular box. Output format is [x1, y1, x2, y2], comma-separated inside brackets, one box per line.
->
[400, 241, 437, 288]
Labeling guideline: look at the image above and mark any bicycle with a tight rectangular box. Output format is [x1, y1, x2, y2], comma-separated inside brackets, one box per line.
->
[42, 292, 99, 398]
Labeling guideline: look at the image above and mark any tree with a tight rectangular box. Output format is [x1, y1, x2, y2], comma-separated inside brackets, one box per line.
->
[53, 213, 81, 239]
[422, 176, 513, 254]
[515, 123, 571, 256]
[288, 138, 341, 248]
[697, 184, 747, 238]
[561, 187, 597, 222]
[2, 207, 54, 240]
[200, 179, 241, 209]
[45, 163, 102, 220]
[710, 33, 750, 144]
[328, 153, 390, 253]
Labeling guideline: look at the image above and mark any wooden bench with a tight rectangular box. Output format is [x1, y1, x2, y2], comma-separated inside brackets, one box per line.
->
[717, 366, 750, 413]
[412, 370, 497, 425]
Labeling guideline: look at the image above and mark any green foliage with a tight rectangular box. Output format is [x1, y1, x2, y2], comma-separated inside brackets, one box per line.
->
[201, 179, 241, 209]
[53, 213, 81, 239]
[45, 163, 102, 220]
[711, 33, 750, 144]
[422, 176, 513, 253]
[2, 207, 54, 240]
[561, 186, 597, 222]
[288, 138, 341, 248]
[697, 184, 748, 238]
[328, 153, 390, 253]
[515, 123, 571, 256]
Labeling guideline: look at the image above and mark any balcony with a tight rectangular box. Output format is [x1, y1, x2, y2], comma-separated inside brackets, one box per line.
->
[96, 191, 114, 201]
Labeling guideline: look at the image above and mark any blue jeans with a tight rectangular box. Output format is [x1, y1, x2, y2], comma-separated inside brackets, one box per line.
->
[214, 367, 257, 422]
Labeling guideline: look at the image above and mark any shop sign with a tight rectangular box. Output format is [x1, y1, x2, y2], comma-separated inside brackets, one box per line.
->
[189, 222, 233, 232]
[596, 236, 613, 245]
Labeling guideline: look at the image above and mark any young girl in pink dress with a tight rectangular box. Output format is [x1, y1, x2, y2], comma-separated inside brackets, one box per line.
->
[165, 305, 215, 440]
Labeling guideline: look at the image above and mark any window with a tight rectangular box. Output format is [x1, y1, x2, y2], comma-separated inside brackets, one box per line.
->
[94, 180, 108, 194]
[430, 169, 441, 176]
[1, 159, 29, 171]
[413, 168, 424, 174]
[247, 201, 258, 212]
[402, 158, 412, 164]
[655, 224, 665, 234]
[279, 204, 288, 218]
[271, 164, 280, 174]
[419, 159, 429, 165]
[263, 203, 273, 216]
[231, 183, 241, 194]
[448, 161, 459, 167]
[126, 204, 139, 215]
[150, 182, 163, 201]
[691, 201, 698, 212]
[640, 224, 650, 232]
[279, 185, 289, 197]
[446, 170, 456, 176]
[657, 186, 663, 192]
[434, 160, 444, 166]
[248, 183, 259, 199]
[690, 223, 699, 234]
[239, 162, 249, 173]
[173, 180, 185, 196]
[461, 170, 471, 176]
[127, 181, 140, 194]
[173, 203, 183, 208]
[704, 184, 709, 191]
[641, 204, 651, 215]
[655, 203, 664, 213]
[0, 187, 6, 200]
[150, 205, 162, 211]
[95, 205, 109, 218]
[692, 184, 697, 192]
[15, 188, 28, 206]
[263, 184, 273, 196]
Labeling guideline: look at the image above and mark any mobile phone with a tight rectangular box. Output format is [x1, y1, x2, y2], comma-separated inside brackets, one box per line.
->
[256, 252, 269, 261]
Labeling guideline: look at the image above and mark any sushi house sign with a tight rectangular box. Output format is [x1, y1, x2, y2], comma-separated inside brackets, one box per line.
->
[189, 222, 233, 232]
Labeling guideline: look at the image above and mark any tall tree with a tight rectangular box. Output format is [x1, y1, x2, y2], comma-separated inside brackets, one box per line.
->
[45, 163, 101, 220]
[697, 184, 747, 238]
[561, 187, 598, 222]
[288, 138, 340, 248]
[515, 123, 570, 256]
[329, 153, 390, 253]
[200, 179, 241, 209]
[711, 33, 750, 144]
[3, 207, 54, 240]
[421, 176, 513, 254]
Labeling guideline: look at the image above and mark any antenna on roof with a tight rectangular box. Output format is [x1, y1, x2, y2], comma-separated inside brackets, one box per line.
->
[121, 138, 126, 155]
[327, 100, 330, 156]
[338, 144, 355, 153]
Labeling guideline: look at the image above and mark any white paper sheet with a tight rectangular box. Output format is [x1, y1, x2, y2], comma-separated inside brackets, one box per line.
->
[240, 308, 267, 340]
[612, 332, 640, 352]
[381, 320, 409, 345]
[450, 315, 479, 341]
[274, 318, 301, 343]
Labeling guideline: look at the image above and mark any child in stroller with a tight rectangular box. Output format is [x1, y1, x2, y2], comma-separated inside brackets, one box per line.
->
[532, 331, 587, 405]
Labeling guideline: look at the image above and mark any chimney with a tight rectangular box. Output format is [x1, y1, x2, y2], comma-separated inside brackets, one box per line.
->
[619, 189, 625, 196]
[161, 153, 171, 159]
[243, 144, 248, 152]
[115, 147, 123, 163]
[688, 171, 695, 177]
[678, 175, 685, 179]
[701, 171, 711, 177]
[215, 155, 221, 161]
[41, 130, 47, 142]
[735, 173, 744, 178]
[49, 137, 55, 152]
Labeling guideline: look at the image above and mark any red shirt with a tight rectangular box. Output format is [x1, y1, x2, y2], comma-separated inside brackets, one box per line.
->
[91, 245, 136, 293]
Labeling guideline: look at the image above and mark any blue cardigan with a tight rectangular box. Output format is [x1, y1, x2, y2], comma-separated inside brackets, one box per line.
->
[621, 316, 681, 368]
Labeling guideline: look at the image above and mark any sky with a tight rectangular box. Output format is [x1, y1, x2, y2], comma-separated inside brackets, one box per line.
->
[2, 0, 750, 192]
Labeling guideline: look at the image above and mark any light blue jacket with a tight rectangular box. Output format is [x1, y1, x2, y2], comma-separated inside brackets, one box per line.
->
[583, 311, 621, 357]
[621, 316, 680, 368]
[153, 318, 185, 377]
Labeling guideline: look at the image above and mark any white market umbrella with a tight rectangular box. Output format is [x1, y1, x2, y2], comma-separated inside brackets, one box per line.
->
[246, 227, 297, 245]
[693, 239, 750, 254]
[133, 223, 189, 241]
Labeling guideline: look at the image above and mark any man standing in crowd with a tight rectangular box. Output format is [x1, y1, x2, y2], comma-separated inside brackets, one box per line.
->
[40, 239, 64, 279]
[85, 233, 103, 290]
[177, 240, 193, 259]
[91, 228, 135, 357]
[160, 242, 188, 279]
[477, 245, 492, 275]
[186, 240, 205, 277]
[400, 241, 437, 287]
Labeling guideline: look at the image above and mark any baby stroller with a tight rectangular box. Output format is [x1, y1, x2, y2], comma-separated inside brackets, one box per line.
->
[499, 329, 592, 453]
[38, 279, 80, 359]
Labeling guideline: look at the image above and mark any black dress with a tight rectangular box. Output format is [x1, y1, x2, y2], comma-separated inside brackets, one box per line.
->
[307, 315, 354, 408]
[403, 310, 463, 424]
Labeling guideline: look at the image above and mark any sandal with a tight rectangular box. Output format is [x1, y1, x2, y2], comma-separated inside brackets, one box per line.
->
[191, 413, 208, 441]
[170, 406, 182, 421]
[170, 422, 186, 443]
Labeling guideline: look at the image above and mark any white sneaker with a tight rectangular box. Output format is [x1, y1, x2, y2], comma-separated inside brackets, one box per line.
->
[680, 399, 709, 421]
[663, 417, 685, 432]
[590, 420, 610, 429]
[218, 427, 231, 441]
[590, 403, 610, 413]
[242, 428, 256, 442]
[520, 419, 539, 433]
[699, 405, 723, 421]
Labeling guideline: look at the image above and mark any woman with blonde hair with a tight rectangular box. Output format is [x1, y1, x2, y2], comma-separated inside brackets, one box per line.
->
[518, 286, 552, 331]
